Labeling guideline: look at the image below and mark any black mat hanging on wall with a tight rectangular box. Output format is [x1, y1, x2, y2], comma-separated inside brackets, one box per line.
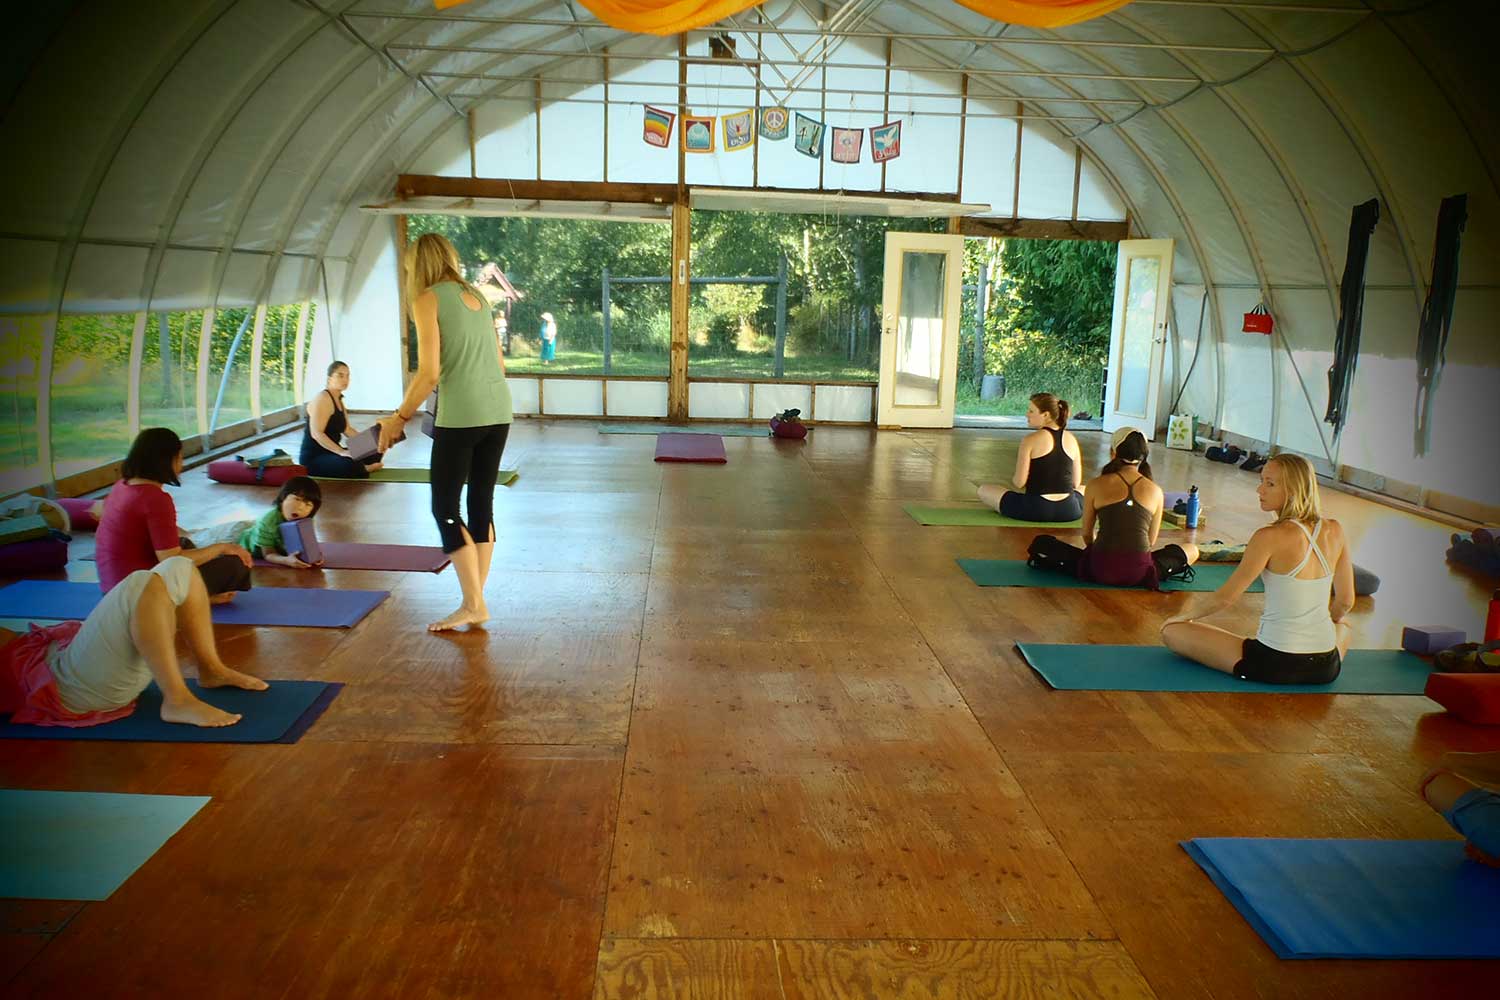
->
[1324, 198, 1380, 434]
[1415, 193, 1468, 456]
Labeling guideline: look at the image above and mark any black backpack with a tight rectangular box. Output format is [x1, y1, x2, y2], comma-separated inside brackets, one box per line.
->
[1026, 534, 1083, 576]
[1152, 543, 1197, 584]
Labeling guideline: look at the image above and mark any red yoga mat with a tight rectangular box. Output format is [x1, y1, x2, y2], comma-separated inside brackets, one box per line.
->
[654, 433, 727, 463]
[256, 542, 450, 573]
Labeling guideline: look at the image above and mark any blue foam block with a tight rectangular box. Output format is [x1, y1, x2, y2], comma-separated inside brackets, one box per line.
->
[1183, 837, 1500, 959]
[0, 790, 210, 900]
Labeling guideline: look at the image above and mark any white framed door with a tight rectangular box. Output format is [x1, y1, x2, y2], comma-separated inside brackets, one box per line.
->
[1103, 238, 1174, 439]
[877, 232, 965, 428]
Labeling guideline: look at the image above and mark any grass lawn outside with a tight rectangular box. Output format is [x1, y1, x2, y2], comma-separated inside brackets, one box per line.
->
[506, 350, 876, 383]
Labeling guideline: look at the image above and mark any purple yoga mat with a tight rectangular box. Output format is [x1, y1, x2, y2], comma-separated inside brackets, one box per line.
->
[256, 542, 449, 573]
[210, 587, 389, 628]
[655, 433, 727, 463]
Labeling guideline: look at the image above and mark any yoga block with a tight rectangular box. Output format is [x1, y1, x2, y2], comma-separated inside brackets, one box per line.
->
[1162, 509, 1207, 529]
[208, 460, 308, 487]
[1402, 625, 1466, 655]
[1425, 673, 1500, 725]
[0, 536, 68, 576]
[279, 519, 323, 564]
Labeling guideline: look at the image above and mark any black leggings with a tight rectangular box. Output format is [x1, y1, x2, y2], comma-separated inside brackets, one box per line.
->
[999, 490, 1083, 522]
[430, 423, 510, 553]
[177, 537, 251, 596]
[302, 449, 381, 480]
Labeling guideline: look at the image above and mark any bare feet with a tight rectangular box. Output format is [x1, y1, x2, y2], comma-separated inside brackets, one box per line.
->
[368, 462, 384, 472]
[427, 603, 489, 632]
[160, 696, 241, 728]
[209, 592, 234, 605]
[198, 663, 270, 692]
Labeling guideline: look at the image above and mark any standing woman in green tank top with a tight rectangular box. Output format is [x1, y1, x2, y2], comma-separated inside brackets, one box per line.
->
[377, 233, 514, 631]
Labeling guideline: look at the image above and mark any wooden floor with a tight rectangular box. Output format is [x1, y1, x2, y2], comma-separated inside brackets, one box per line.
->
[4, 421, 1498, 998]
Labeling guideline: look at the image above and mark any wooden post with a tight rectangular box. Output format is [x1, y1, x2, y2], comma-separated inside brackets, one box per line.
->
[677, 34, 687, 196]
[774, 255, 788, 378]
[668, 200, 690, 421]
[601, 265, 612, 374]
[602, 48, 610, 182]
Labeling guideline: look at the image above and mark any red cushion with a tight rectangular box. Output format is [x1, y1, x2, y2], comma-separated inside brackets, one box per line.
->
[0, 537, 69, 576]
[1425, 672, 1500, 725]
[207, 460, 308, 486]
[56, 497, 100, 532]
[770, 417, 808, 440]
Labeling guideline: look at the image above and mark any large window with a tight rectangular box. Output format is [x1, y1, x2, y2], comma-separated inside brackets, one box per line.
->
[407, 214, 671, 377]
[207, 306, 254, 431]
[260, 303, 301, 412]
[139, 310, 201, 436]
[688, 210, 944, 382]
[50, 313, 136, 478]
[0, 315, 45, 492]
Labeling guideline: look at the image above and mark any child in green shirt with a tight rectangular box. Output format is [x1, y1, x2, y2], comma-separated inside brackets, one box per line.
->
[237, 477, 323, 568]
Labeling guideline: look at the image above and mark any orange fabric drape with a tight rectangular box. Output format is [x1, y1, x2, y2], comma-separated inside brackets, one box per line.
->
[437, 1, 1132, 33]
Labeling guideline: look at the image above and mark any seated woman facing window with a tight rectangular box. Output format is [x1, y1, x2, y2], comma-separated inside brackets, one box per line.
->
[977, 392, 1084, 523]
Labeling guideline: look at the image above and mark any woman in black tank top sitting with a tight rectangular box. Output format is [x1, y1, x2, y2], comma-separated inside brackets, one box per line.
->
[1036, 429, 1199, 588]
[299, 361, 385, 479]
[977, 392, 1084, 522]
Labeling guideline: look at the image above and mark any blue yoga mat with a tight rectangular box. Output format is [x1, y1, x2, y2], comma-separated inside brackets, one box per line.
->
[0, 679, 342, 743]
[1184, 838, 1500, 959]
[0, 580, 388, 628]
[0, 789, 210, 900]
[1017, 644, 1431, 694]
[958, 559, 1260, 593]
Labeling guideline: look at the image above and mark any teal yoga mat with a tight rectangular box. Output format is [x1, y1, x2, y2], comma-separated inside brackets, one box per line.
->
[957, 559, 1258, 593]
[598, 423, 768, 437]
[0, 789, 210, 900]
[1016, 644, 1432, 694]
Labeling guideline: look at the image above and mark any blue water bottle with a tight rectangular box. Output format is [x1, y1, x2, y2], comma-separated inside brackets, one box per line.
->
[1186, 485, 1200, 529]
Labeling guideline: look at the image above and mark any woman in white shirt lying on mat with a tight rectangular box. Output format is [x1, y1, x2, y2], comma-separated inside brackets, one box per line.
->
[1161, 453, 1354, 684]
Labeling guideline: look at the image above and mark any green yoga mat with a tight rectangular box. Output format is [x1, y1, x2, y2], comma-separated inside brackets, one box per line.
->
[957, 559, 1260, 593]
[1016, 644, 1432, 694]
[904, 503, 1183, 530]
[316, 468, 518, 485]
[0, 789, 211, 900]
[598, 423, 768, 437]
[905, 504, 1083, 528]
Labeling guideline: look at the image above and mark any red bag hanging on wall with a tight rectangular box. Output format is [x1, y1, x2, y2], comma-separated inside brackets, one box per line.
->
[1242, 303, 1274, 335]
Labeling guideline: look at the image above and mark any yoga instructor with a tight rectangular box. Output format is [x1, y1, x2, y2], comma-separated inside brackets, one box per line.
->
[377, 233, 512, 632]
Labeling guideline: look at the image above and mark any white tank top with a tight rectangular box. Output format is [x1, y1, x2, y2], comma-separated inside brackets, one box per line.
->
[1257, 520, 1337, 653]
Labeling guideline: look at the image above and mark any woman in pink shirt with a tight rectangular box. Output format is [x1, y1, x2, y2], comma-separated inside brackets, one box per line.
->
[95, 429, 252, 601]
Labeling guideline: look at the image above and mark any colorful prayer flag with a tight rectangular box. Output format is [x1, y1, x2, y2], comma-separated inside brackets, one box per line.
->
[830, 127, 863, 164]
[758, 106, 789, 141]
[643, 105, 675, 148]
[722, 109, 755, 151]
[793, 113, 825, 159]
[871, 120, 901, 162]
[682, 115, 716, 153]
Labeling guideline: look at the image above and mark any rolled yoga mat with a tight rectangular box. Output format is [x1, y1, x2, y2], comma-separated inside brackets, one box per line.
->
[0, 680, 342, 743]
[1016, 643, 1431, 694]
[957, 559, 1257, 592]
[256, 542, 449, 573]
[0, 580, 389, 628]
[313, 468, 518, 485]
[1182, 837, 1500, 959]
[0, 790, 211, 900]
[599, 422, 768, 437]
[655, 433, 727, 463]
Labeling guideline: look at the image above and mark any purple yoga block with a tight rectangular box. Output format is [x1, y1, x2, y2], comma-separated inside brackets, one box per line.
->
[1401, 625, 1466, 655]
[279, 518, 323, 564]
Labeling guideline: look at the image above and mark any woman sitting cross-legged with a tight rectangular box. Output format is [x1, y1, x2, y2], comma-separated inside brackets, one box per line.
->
[1031, 428, 1199, 589]
[299, 361, 384, 479]
[97, 428, 253, 603]
[0, 556, 267, 729]
[1161, 453, 1354, 684]
[976, 392, 1084, 523]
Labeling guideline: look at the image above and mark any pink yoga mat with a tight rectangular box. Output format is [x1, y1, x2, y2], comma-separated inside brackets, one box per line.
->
[655, 433, 727, 463]
[256, 542, 449, 573]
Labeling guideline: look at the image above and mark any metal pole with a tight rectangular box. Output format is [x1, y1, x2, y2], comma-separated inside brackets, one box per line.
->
[602, 265, 611, 374]
[209, 309, 255, 433]
[774, 256, 788, 379]
[974, 262, 989, 386]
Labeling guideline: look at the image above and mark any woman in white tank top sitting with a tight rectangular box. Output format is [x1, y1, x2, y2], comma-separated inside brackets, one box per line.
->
[1160, 453, 1354, 683]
